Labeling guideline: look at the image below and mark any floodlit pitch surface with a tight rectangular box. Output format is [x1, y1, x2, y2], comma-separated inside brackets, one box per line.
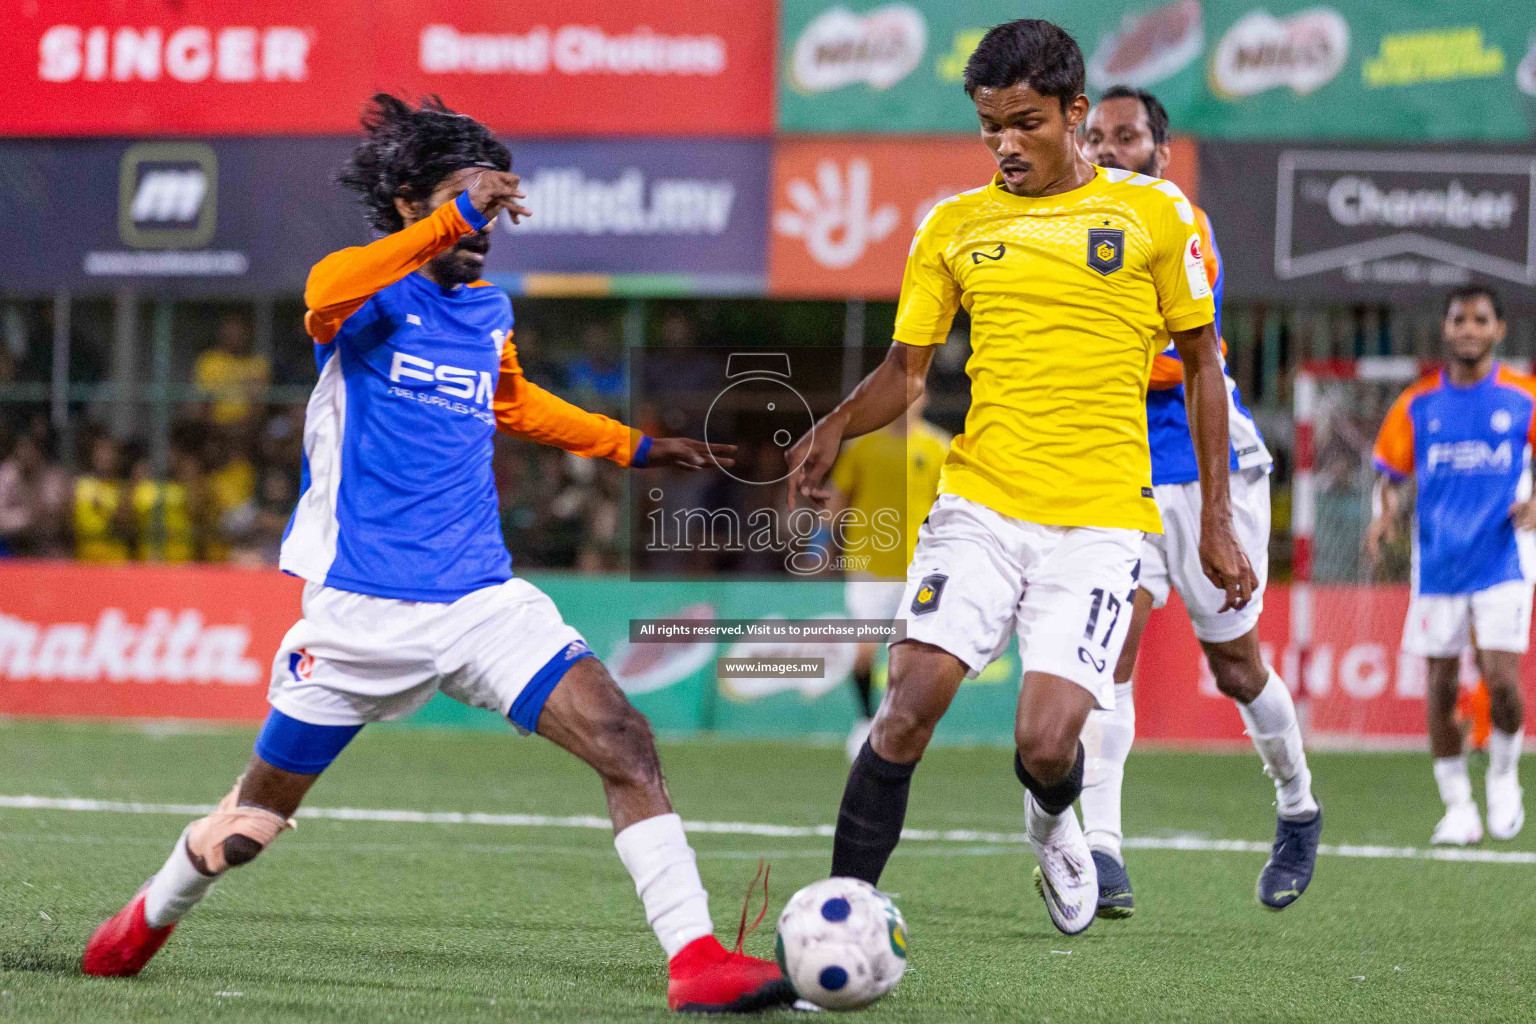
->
[3, 721, 1534, 1023]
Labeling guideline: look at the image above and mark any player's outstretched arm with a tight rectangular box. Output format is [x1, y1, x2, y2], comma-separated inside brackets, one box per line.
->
[1172, 321, 1257, 611]
[785, 342, 933, 509]
[1366, 386, 1417, 561]
[304, 172, 528, 344]
[492, 346, 733, 470]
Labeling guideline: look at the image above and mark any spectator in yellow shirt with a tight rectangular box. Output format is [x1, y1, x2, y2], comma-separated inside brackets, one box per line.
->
[193, 314, 270, 428]
[130, 446, 211, 563]
[74, 435, 134, 563]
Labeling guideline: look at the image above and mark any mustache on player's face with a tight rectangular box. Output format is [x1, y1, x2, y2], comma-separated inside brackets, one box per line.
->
[998, 158, 1029, 175]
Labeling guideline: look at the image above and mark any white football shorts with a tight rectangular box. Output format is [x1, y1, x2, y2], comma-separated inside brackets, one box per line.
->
[1140, 467, 1270, 644]
[845, 574, 906, 624]
[268, 578, 590, 732]
[1403, 579, 1535, 658]
[896, 494, 1143, 710]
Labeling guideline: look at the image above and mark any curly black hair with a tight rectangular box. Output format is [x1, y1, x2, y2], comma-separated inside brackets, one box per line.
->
[963, 19, 1084, 111]
[338, 94, 511, 234]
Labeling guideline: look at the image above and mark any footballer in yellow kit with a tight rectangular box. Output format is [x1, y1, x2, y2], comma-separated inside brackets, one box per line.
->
[879, 158, 1217, 703]
[786, 19, 1253, 938]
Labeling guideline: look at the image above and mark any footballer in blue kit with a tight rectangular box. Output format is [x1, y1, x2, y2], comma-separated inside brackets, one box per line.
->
[83, 94, 794, 1013]
[1076, 86, 1321, 920]
[1368, 286, 1535, 847]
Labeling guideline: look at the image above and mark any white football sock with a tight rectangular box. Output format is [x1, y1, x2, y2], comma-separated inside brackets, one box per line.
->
[1025, 792, 1074, 841]
[1237, 670, 1319, 821]
[143, 826, 219, 929]
[1489, 728, 1524, 780]
[1079, 681, 1135, 860]
[1434, 755, 1474, 809]
[614, 813, 713, 959]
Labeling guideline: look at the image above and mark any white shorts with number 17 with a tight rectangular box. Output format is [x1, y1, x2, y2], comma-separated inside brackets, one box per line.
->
[895, 494, 1143, 711]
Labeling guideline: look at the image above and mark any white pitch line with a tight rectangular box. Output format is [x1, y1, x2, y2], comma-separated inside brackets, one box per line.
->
[2, 794, 1534, 865]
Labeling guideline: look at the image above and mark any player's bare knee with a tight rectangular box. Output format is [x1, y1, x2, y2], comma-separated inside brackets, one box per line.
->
[1484, 676, 1525, 731]
[1209, 654, 1267, 703]
[872, 704, 935, 763]
[1015, 721, 1075, 785]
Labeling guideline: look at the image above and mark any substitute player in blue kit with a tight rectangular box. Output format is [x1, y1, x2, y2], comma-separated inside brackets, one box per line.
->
[1368, 286, 1535, 846]
[83, 95, 791, 1014]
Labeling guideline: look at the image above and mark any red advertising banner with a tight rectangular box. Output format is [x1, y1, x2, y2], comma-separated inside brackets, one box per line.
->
[767, 136, 1199, 299]
[0, 563, 300, 721]
[4, 1, 774, 136]
[2, 561, 1526, 744]
[1136, 586, 1536, 744]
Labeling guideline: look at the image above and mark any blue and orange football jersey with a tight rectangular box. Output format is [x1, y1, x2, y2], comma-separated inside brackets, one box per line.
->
[1144, 205, 1270, 485]
[1373, 364, 1536, 595]
[283, 191, 647, 602]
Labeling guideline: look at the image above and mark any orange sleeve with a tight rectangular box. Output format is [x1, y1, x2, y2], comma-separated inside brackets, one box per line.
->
[1494, 366, 1536, 445]
[1372, 388, 1420, 480]
[1148, 348, 1185, 390]
[303, 197, 479, 344]
[493, 342, 643, 465]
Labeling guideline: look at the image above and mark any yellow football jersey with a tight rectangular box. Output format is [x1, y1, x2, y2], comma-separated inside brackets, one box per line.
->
[893, 165, 1216, 533]
[830, 420, 952, 579]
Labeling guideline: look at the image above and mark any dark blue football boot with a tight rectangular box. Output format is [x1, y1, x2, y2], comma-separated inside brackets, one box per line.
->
[1257, 808, 1322, 911]
[1092, 849, 1134, 919]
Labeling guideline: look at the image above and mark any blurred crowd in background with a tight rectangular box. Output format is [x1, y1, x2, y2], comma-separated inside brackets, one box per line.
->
[0, 289, 1447, 580]
[0, 295, 987, 572]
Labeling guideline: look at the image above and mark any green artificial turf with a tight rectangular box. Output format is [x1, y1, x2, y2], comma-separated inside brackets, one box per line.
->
[2, 720, 1533, 1022]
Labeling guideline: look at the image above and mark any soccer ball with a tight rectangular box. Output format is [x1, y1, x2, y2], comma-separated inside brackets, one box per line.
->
[774, 877, 908, 1011]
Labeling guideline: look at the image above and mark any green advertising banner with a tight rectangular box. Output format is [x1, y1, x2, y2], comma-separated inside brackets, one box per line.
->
[778, 0, 1536, 140]
[408, 574, 1024, 745]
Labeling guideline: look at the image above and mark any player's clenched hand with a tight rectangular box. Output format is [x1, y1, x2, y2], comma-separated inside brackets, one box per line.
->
[1363, 515, 1397, 563]
[1199, 512, 1258, 612]
[466, 171, 532, 225]
[786, 416, 845, 510]
[643, 437, 735, 472]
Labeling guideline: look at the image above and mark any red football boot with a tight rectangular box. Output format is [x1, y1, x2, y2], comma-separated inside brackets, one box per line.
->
[667, 935, 791, 1013]
[82, 889, 175, 978]
[667, 861, 793, 1013]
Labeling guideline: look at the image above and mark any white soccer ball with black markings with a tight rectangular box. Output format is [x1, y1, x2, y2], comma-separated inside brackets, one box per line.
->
[775, 877, 907, 1011]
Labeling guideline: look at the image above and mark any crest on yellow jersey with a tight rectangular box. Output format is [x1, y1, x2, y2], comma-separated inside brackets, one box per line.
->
[1087, 228, 1124, 275]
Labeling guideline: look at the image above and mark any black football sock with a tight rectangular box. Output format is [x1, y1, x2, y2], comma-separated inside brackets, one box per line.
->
[1014, 742, 1086, 816]
[851, 666, 875, 718]
[831, 740, 917, 885]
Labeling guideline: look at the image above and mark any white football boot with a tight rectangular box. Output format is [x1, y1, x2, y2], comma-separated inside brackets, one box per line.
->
[1486, 772, 1525, 840]
[1026, 793, 1097, 936]
[1431, 802, 1484, 846]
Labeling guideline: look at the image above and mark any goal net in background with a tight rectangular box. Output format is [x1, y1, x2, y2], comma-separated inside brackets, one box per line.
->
[1291, 358, 1497, 747]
